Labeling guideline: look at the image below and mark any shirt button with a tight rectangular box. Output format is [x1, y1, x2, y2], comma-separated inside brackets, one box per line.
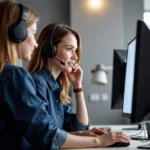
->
[56, 100, 59, 102]
[58, 115, 59, 118]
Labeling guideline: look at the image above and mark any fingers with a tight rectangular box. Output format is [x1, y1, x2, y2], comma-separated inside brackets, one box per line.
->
[72, 64, 83, 73]
[95, 128, 107, 135]
[110, 132, 131, 143]
[90, 127, 107, 135]
[99, 128, 108, 134]
[116, 132, 131, 141]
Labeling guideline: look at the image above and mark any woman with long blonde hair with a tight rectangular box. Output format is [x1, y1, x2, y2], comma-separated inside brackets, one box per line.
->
[28, 23, 131, 149]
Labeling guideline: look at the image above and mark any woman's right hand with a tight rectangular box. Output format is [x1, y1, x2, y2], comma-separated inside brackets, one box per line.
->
[96, 131, 131, 147]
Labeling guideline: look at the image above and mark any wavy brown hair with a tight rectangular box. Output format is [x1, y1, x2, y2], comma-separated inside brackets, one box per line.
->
[28, 23, 82, 103]
[0, 0, 39, 72]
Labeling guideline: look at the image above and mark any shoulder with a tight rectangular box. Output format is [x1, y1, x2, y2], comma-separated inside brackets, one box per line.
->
[1, 64, 30, 79]
[0, 64, 36, 93]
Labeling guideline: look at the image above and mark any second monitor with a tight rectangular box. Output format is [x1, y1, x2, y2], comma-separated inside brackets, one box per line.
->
[111, 49, 127, 109]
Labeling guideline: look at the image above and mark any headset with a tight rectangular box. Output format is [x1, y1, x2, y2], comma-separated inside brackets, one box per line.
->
[42, 24, 60, 59]
[8, 3, 28, 43]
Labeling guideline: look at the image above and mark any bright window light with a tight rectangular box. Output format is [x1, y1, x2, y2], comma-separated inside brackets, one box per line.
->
[143, 12, 150, 28]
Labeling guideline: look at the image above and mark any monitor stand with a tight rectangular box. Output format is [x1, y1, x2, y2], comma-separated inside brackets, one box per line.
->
[137, 123, 150, 149]
[122, 124, 142, 130]
[130, 123, 150, 141]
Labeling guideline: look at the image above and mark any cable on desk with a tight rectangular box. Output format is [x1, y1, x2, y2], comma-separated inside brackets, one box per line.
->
[129, 126, 150, 142]
[129, 126, 144, 137]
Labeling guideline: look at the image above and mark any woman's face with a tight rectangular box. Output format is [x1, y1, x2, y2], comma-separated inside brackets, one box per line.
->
[52, 33, 78, 74]
[19, 23, 38, 61]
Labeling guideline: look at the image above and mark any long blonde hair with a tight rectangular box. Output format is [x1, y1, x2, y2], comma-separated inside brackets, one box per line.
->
[28, 23, 82, 103]
[0, 1, 39, 72]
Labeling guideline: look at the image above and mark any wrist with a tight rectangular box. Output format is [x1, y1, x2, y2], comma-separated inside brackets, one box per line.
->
[73, 86, 84, 93]
[93, 137, 101, 148]
[73, 84, 82, 89]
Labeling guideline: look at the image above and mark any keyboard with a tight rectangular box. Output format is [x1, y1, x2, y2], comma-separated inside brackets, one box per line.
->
[108, 142, 130, 147]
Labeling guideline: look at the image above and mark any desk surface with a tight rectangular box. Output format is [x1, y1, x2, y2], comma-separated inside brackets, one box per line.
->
[63, 125, 150, 150]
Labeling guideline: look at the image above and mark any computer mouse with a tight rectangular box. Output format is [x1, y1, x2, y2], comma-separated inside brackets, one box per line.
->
[108, 142, 130, 147]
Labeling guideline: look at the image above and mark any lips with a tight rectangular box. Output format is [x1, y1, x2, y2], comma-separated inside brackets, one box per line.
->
[68, 62, 74, 67]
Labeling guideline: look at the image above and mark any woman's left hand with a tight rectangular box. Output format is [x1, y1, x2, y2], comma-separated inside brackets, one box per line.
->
[70, 127, 108, 137]
[88, 127, 108, 136]
[67, 64, 83, 88]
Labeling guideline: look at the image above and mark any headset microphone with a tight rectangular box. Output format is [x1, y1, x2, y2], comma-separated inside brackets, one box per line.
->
[54, 57, 65, 65]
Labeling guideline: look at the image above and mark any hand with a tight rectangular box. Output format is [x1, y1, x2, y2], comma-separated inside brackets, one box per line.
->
[69, 127, 107, 137]
[67, 64, 83, 88]
[97, 131, 131, 147]
[89, 127, 108, 136]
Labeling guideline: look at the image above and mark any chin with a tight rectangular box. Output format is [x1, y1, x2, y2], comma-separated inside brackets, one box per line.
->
[65, 68, 72, 74]
[23, 57, 30, 62]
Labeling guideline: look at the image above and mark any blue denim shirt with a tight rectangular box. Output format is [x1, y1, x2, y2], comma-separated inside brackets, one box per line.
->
[32, 68, 90, 132]
[0, 64, 67, 150]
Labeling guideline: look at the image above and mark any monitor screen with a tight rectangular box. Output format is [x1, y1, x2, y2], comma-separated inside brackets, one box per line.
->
[122, 38, 136, 118]
[111, 50, 127, 109]
[122, 20, 150, 123]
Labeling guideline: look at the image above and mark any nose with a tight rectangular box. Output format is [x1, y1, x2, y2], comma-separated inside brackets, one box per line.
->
[34, 41, 38, 49]
[72, 52, 78, 61]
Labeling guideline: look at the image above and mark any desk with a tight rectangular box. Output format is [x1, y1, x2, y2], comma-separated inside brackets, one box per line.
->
[64, 125, 150, 150]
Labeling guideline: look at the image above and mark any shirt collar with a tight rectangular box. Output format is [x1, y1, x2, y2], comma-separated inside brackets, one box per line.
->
[38, 68, 62, 91]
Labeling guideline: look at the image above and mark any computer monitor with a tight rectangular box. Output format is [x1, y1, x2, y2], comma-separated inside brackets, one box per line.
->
[111, 50, 127, 109]
[122, 20, 150, 147]
[122, 38, 136, 119]
[122, 20, 150, 124]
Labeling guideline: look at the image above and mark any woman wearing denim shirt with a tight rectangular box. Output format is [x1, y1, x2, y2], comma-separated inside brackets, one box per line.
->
[28, 23, 131, 149]
[28, 23, 90, 132]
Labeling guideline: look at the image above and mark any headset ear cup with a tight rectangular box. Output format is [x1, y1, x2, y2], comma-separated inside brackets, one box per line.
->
[42, 41, 57, 58]
[42, 24, 59, 59]
[52, 45, 57, 57]
[9, 20, 27, 43]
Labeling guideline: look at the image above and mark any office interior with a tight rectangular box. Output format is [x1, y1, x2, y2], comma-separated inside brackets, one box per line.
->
[14, 0, 148, 126]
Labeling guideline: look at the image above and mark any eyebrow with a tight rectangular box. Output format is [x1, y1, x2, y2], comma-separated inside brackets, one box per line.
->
[66, 45, 78, 50]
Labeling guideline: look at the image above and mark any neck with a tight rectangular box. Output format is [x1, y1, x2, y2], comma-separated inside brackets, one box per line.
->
[46, 61, 61, 79]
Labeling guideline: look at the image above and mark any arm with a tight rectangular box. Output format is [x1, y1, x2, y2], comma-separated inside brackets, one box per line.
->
[67, 64, 89, 125]
[61, 131, 131, 149]
[74, 88, 89, 125]
[63, 104, 90, 131]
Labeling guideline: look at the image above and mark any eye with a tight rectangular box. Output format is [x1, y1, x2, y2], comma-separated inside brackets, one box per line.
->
[34, 33, 37, 37]
[67, 47, 73, 51]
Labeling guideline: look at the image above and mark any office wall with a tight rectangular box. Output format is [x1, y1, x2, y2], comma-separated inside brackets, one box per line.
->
[123, 0, 144, 48]
[70, 0, 143, 124]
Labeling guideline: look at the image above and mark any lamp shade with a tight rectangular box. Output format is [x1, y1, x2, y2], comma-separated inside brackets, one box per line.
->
[91, 64, 108, 85]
